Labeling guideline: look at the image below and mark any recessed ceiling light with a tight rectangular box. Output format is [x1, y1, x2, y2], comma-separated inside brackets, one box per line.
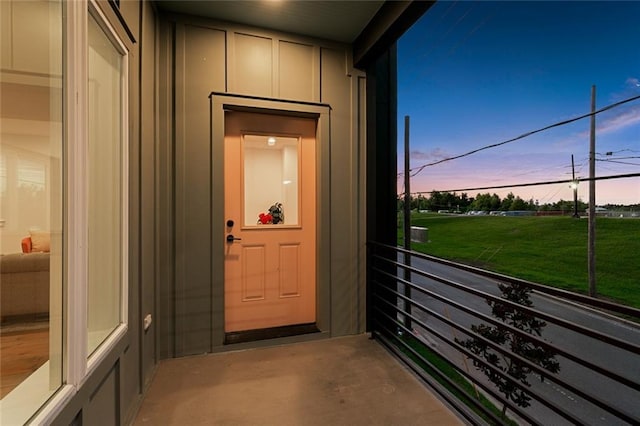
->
[267, 137, 276, 146]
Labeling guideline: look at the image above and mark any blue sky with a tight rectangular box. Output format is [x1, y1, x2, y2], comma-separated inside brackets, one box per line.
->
[398, 1, 640, 205]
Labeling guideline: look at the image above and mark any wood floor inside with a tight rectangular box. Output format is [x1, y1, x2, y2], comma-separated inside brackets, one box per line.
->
[0, 326, 49, 398]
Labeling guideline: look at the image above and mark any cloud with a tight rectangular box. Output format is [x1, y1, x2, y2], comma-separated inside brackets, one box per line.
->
[596, 106, 640, 135]
[410, 148, 450, 161]
[565, 104, 640, 142]
[626, 77, 640, 88]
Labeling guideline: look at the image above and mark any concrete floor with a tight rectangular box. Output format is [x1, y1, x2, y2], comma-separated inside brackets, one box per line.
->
[133, 334, 463, 426]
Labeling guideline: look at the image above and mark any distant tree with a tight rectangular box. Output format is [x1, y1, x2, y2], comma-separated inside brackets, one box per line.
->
[456, 283, 560, 417]
[489, 193, 501, 210]
[510, 196, 528, 211]
[414, 194, 428, 211]
[538, 203, 550, 211]
[459, 192, 471, 211]
[410, 191, 473, 212]
[500, 192, 514, 211]
[471, 192, 500, 211]
[430, 190, 444, 210]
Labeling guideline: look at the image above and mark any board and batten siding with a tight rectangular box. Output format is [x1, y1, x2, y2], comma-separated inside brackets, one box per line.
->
[50, 1, 157, 424]
[159, 15, 366, 357]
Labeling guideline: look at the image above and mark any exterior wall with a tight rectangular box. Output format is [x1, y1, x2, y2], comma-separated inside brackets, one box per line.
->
[158, 13, 367, 357]
[31, 2, 421, 424]
[51, 1, 157, 424]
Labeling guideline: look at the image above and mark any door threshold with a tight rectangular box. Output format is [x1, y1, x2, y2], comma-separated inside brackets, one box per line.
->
[225, 323, 319, 345]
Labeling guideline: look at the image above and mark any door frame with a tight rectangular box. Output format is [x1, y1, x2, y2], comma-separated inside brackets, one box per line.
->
[210, 93, 331, 348]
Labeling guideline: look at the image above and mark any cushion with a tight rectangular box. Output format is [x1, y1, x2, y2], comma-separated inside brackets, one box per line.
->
[21, 236, 33, 253]
[29, 231, 51, 253]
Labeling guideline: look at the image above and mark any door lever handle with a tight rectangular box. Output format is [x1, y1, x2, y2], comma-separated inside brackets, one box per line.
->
[226, 234, 242, 243]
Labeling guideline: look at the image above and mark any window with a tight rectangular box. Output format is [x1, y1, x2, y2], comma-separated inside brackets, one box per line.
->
[87, 8, 127, 355]
[243, 135, 300, 227]
[0, 0, 128, 422]
[0, 0, 63, 423]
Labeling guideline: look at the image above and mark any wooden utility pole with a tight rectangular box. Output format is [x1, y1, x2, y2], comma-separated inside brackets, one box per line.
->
[403, 116, 412, 329]
[588, 86, 597, 297]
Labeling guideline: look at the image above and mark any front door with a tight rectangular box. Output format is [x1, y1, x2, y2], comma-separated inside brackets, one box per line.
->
[224, 111, 316, 333]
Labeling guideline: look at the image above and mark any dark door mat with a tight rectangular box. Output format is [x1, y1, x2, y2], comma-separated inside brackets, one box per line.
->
[225, 323, 319, 344]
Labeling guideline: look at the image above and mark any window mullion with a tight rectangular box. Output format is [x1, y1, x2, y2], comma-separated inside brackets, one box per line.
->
[65, 0, 89, 386]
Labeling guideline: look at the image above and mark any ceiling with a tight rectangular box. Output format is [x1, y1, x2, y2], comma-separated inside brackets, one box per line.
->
[154, 1, 385, 43]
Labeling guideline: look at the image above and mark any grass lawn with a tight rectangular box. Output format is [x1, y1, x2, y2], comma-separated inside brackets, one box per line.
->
[399, 333, 516, 425]
[401, 213, 640, 309]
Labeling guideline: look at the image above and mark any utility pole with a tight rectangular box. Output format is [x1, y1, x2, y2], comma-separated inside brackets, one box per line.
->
[588, 86, 597, 297]
[571, 154, 579, 218]
[403, 116, 412, 330]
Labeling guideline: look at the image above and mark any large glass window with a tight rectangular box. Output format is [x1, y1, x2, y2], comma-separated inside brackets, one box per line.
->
[1, 1, 128, 421]
[0, 0, 63, 423]
[87, 9, 126, 355]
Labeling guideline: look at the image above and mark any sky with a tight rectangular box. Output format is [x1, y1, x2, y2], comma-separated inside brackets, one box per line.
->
[397, 1, 640, 206]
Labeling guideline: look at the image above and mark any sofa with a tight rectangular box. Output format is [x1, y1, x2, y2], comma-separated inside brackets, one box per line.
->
[1, 235, 50, 322]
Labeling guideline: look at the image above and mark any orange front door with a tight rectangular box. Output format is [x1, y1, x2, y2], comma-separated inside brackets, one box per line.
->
[224, 111, 316, 333]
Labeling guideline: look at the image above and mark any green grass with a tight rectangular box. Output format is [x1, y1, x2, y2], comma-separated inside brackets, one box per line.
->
[400, 213, 640, 309]
[400, 333, 516, 425]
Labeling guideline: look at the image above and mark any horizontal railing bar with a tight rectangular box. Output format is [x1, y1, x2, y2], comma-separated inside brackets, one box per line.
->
[374, 292, 640, 425]
[372, 297, 545, 424]
[374, 253, 640, 355]
[374, 280, 640, 422]
[372, 301, 573, 425]
[372, 323, 510, 426]
[372, 306, 529, 425]
[372, 266, 640, 392]
[372, 241, 640, 319]
[368, 242, 640, 425]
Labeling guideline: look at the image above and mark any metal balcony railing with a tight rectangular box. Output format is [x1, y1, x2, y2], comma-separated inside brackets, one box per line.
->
[368, 242, 640, 426]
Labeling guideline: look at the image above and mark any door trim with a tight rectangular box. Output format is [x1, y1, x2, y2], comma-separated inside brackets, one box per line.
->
[210, 93, 331, 348]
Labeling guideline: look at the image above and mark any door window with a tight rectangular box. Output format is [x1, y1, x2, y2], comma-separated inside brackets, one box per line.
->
[242, 135, 300, 227]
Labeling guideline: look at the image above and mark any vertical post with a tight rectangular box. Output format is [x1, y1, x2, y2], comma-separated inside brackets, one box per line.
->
[403, 116, 412, 331]
[588, 86, 597, 297]
[571, 154, 579, 218]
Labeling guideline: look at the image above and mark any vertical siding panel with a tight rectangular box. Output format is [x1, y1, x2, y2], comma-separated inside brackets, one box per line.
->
[321, 47, 357, 336]
[157, 18, 175, 360]
[278, 41, 314, 101]
[84, 368, 118, 425]
[140, 0, 157, 390]
[231, 33, 272, 97]
[174, 24, 225, 355]
[357, 75, 367, 332]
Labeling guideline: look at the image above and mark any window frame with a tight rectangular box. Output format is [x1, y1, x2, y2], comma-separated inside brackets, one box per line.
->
[25, 0, 130, 423]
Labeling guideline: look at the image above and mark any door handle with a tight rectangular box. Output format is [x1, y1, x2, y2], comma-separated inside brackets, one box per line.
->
[226, 234, 242, 243]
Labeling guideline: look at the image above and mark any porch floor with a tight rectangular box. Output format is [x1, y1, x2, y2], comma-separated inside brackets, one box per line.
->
[133, 334, 463, 425]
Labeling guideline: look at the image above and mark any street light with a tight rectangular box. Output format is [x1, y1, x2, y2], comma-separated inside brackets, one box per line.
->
[570, 180, 580, 218]
[571, 154, 580, 218]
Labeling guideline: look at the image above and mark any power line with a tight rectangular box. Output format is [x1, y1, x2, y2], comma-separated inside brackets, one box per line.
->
[406, 172, 640, 196]
[597, 149, 640, 156]
[599, 156, 640, 160]
[597, 159, 640, 167]
[539, 183, 567, 204]
[408, 93, 640, 178]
